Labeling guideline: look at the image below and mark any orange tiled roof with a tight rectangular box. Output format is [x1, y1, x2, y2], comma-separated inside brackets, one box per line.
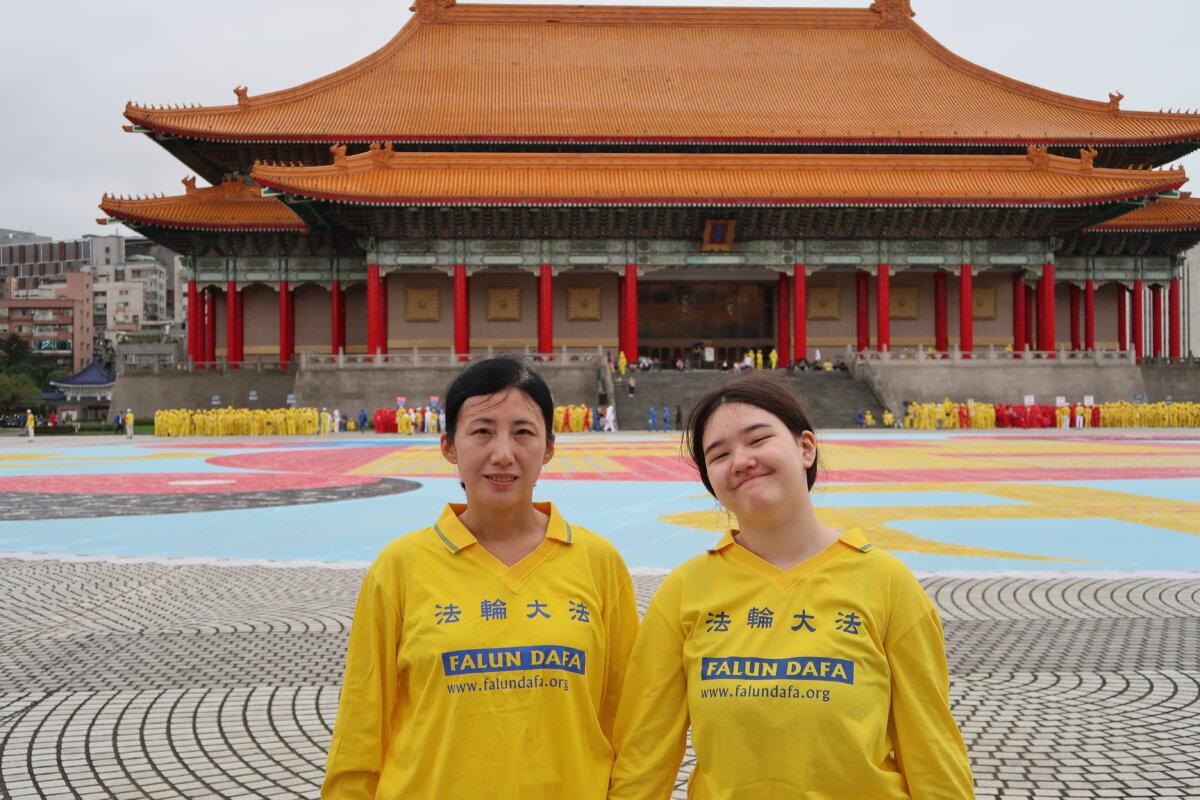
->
[124, 1, 1200, 146]
[99, 178, 309, 232]
[250, 146, 1185, 207]
[1087, 196, 1200, 231]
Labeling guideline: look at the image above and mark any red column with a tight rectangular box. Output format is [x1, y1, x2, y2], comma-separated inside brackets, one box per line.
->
[934, 270, 949, 353]
[538, 264, 554, 356]
[204, 288, 216, 365]
[187, 280, 200, 363]
[330, 280, 344, 357]
[366, 264, 383, 358]
[856, 270, 870, 352]
[381, 273, 389, 355]
[776, 273, 790, 366]
[616, 277, 625, 359]
[958, 264, 974, 356]
[1025, 284, 1037, 349]
[453, 263, 470, 360]
[1084, 280, 1096, 352]
[792, 264, 807, 364]
[225, 280, 238, 366]
[875, 265, 890, 352]
[234, 287, 244, 364]
[1169, 278, 1182, 359]
[1068, 284, 1081, 351]
[623, 264, 638, 359]
[1132, 279, 1145, 360]
[1151, 284, 1164, 358]
[286, 285, 295, 364]
[1038, 263, 1056, 353]
[1012, 272, 1026, 354]
[278, 280, 292, 367]
[1116, 285, 1128, 352]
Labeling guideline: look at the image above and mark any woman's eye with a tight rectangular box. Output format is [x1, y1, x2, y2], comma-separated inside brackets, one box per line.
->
[709, 453, 727, 464]
[472, 428, 491, 436]
[751, 436, 770, 446]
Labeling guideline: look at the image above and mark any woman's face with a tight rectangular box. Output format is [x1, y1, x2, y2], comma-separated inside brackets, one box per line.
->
[700, 402, 816, 523]
[441, 387, 554, 512]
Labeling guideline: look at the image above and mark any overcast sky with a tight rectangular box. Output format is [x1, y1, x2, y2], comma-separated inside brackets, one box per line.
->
[3, 0, 1199, 240]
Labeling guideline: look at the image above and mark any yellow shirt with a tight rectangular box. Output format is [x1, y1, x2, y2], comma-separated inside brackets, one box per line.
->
[324, 502, 639, 799]
[610, 529, 973, 800]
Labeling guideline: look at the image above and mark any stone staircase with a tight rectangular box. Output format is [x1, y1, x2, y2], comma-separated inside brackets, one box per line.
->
[611, 369, 886, 431]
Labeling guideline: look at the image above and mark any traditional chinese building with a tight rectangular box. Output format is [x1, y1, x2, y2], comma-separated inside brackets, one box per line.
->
[100, 0, 1200, 368]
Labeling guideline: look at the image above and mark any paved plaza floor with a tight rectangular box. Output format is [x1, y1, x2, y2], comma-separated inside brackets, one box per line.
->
[2, 430, 1199, 798]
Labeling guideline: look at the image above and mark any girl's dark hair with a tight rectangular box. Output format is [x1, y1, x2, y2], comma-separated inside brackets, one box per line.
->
[685, 373, 820, 496]
[444, 355, 555, 441]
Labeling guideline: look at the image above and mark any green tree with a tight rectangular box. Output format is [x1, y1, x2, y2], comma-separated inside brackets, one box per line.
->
[0, 334, 33, 369]
[0, 373, 41, 413]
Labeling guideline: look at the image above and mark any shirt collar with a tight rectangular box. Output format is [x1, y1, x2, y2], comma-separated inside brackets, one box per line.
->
[433, 502, 574, 555]
[708, 527, 874, 554]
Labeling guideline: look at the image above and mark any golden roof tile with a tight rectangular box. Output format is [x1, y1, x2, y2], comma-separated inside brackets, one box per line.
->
[99, 178, 309, 232]
[124, 1, 1200, 146]
[250, 148, 1186, 207]
[1087, 195, 1200, 231]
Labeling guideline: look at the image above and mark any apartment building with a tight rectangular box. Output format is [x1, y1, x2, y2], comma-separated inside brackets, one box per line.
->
[0, 271, 94, 372]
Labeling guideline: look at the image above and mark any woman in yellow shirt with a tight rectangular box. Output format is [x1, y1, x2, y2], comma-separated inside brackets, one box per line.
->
[324, 355, 639, 799]
[610, 373, 973, 799]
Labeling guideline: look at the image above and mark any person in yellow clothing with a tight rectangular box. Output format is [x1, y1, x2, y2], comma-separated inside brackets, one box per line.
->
[610, 374, 973, 800]
[323, 355, 639, 799]
[124, 409, 135, 439]
[25, 409, 35, 441]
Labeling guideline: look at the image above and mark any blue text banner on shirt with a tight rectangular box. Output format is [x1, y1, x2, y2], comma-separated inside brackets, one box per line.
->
[700, 656, 854, 684]
[442, 645, 587, 676]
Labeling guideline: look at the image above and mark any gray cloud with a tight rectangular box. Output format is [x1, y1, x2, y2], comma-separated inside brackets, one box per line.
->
[2, 0, 1198, 240]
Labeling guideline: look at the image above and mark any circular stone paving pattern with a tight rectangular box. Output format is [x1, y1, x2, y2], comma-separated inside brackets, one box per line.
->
[0, 473, 420, 520]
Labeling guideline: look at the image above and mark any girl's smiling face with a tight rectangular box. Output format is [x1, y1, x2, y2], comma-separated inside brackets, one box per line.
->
[701, 402, 817, 522]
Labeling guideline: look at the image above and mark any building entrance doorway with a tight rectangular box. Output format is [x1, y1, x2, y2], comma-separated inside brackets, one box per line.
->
[637, 281, 776, 367]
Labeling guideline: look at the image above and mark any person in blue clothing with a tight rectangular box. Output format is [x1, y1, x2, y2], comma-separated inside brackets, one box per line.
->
[358, 408, 369, 432]
[647, 405, 657, 432]
[661, 405, 670, 431]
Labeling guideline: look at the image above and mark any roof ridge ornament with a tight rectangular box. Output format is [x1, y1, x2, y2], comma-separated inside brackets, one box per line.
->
[331, 143, 349, 170]
[234, 86, 250, 106]
[1108, 92, 1124, 113]
[182, 176, 198, 195]
[869, 0, 914, 26]
[369, 140, 395, 166]
[1079, 148, 1098, 170]
[1026, 145, 1050, 169]
[410, 0, 455, 22]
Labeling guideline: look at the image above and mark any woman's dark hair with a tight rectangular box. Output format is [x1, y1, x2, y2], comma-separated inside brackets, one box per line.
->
[444, 355, 555, 442]
[685, 373, 820, 496]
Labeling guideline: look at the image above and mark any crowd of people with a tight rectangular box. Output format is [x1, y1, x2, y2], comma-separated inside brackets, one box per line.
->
[551, 404, 617, 433]
[371, 406, 444, 434]
[898, 399, 1200, 430]
[154, 407, 324, 436]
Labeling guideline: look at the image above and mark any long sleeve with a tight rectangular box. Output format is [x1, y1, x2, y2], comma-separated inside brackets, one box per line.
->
[609, 579, 689, 800]
[322, 569, 402, 800]
[887, 608, 975, 800]
[599, 571, 642, 745]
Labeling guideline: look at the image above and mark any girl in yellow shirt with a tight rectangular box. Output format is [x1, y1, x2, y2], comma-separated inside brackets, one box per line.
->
[610, 373, 974, 799]
[324, 355, 639, 799]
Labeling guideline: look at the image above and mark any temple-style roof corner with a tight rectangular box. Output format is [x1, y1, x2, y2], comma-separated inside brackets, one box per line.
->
[1087, 195, 1200, 232]
[98, 177, 310, 232]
